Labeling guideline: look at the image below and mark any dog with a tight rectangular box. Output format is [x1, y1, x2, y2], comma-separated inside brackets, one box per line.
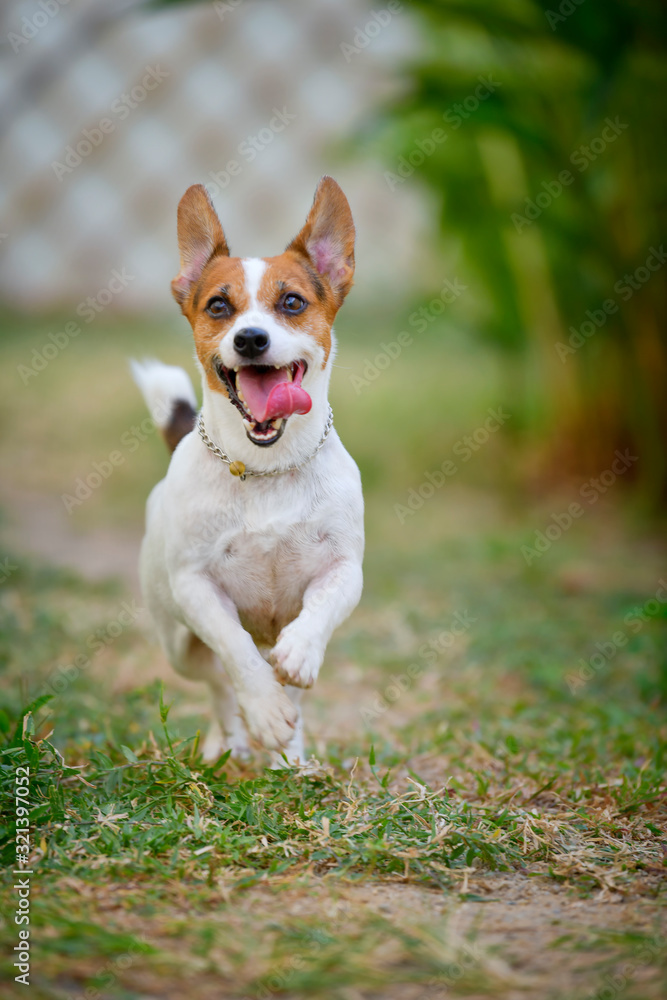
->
[132, 176, 364, 765]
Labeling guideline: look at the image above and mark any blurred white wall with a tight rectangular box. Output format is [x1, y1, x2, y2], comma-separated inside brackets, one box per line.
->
[0, 0, 433, 312]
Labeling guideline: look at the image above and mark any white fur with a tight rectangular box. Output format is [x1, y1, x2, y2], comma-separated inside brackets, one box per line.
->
[241, 257, 267, 306]
[136, 263, 364, 766]
[130, 358, 198, 427]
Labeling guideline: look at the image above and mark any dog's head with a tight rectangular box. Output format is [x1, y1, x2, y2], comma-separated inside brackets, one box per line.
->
[171, 177, 355, 447]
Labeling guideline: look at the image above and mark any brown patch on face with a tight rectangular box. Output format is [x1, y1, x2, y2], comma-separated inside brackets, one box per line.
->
[180, 256, 249, 397]
[256, 252, 341, 366]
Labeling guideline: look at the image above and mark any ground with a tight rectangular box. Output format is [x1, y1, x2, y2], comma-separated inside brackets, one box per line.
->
[0, 311, 665, 999]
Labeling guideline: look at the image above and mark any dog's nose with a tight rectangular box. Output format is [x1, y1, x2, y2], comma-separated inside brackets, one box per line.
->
[233, 328, 270, 359]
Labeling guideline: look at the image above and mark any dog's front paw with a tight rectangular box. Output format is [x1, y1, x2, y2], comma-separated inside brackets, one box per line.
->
[270, 622, 324, 689]
[238, 683, 298, 751]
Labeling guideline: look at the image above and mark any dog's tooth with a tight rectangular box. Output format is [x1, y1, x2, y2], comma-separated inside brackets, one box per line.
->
[233, 366, 239, 373]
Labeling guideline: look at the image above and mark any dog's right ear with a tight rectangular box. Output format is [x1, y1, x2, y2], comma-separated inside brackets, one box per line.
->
[171, 185, 229, 308]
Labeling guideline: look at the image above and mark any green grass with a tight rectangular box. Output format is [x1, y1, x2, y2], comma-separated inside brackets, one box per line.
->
[0, 309, 666, 998]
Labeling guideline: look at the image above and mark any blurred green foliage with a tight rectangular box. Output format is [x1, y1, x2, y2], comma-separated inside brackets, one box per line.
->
[365, 0, 667, 501]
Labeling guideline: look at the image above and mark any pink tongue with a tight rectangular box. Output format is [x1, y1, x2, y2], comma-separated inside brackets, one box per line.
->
[237, 364, 311, 423]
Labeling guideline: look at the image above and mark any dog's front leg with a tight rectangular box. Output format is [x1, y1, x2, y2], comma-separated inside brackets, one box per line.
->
[171, 571, 298, 750]
[270, 560, 363, 689]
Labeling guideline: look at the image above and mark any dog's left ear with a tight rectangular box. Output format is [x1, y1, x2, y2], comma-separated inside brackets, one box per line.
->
[171, 184, 229, 309]
[287, 176, 355, 304]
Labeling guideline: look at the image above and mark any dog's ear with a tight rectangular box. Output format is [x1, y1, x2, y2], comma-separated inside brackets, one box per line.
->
[286, 176, 355, 304]
[171, 184, 229, 308]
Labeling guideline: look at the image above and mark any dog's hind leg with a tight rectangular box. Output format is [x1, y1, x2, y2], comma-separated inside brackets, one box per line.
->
[160, 621, 251, 762]
[204, 672, 251, 763]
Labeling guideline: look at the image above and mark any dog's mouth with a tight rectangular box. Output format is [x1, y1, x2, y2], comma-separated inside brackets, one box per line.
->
[215, 359, 311, 447]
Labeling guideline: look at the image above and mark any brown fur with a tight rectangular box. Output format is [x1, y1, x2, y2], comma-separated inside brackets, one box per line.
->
[163, 399, 197, 453]
[170, 177, 355, 392]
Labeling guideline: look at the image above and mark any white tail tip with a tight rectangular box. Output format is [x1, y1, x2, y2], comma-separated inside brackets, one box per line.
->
[130, 358, 198, 429]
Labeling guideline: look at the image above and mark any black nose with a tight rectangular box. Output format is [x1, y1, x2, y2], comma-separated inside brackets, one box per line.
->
[234, 328, 270, 359]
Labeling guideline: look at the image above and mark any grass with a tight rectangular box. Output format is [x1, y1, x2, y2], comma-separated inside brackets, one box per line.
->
[0, 307, 666, 998]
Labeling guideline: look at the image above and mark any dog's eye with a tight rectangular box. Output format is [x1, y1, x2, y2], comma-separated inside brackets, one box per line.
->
[206, 296, 232, 318]
[280, 293, 307, 315]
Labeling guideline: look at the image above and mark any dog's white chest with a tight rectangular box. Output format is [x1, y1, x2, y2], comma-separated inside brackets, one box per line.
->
[208, 510, 333, 644]
[179, 469, 338, 646]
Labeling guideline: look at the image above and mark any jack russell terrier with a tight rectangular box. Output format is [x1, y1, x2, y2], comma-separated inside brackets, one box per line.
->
[132, 176, 364, 765]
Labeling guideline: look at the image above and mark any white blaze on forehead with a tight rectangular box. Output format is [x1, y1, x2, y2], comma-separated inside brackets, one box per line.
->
[218, 255, 322, 370]
[241, 257, 268, 310]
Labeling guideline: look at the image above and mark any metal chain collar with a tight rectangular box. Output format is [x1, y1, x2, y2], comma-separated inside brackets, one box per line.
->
[197, 406, 334, 481]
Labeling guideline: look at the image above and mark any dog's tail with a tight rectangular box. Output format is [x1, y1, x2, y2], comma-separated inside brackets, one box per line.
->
[130, 359, 198, 453]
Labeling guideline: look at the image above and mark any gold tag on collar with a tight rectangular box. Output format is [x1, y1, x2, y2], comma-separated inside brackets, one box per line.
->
[229, 460, 246, 478]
